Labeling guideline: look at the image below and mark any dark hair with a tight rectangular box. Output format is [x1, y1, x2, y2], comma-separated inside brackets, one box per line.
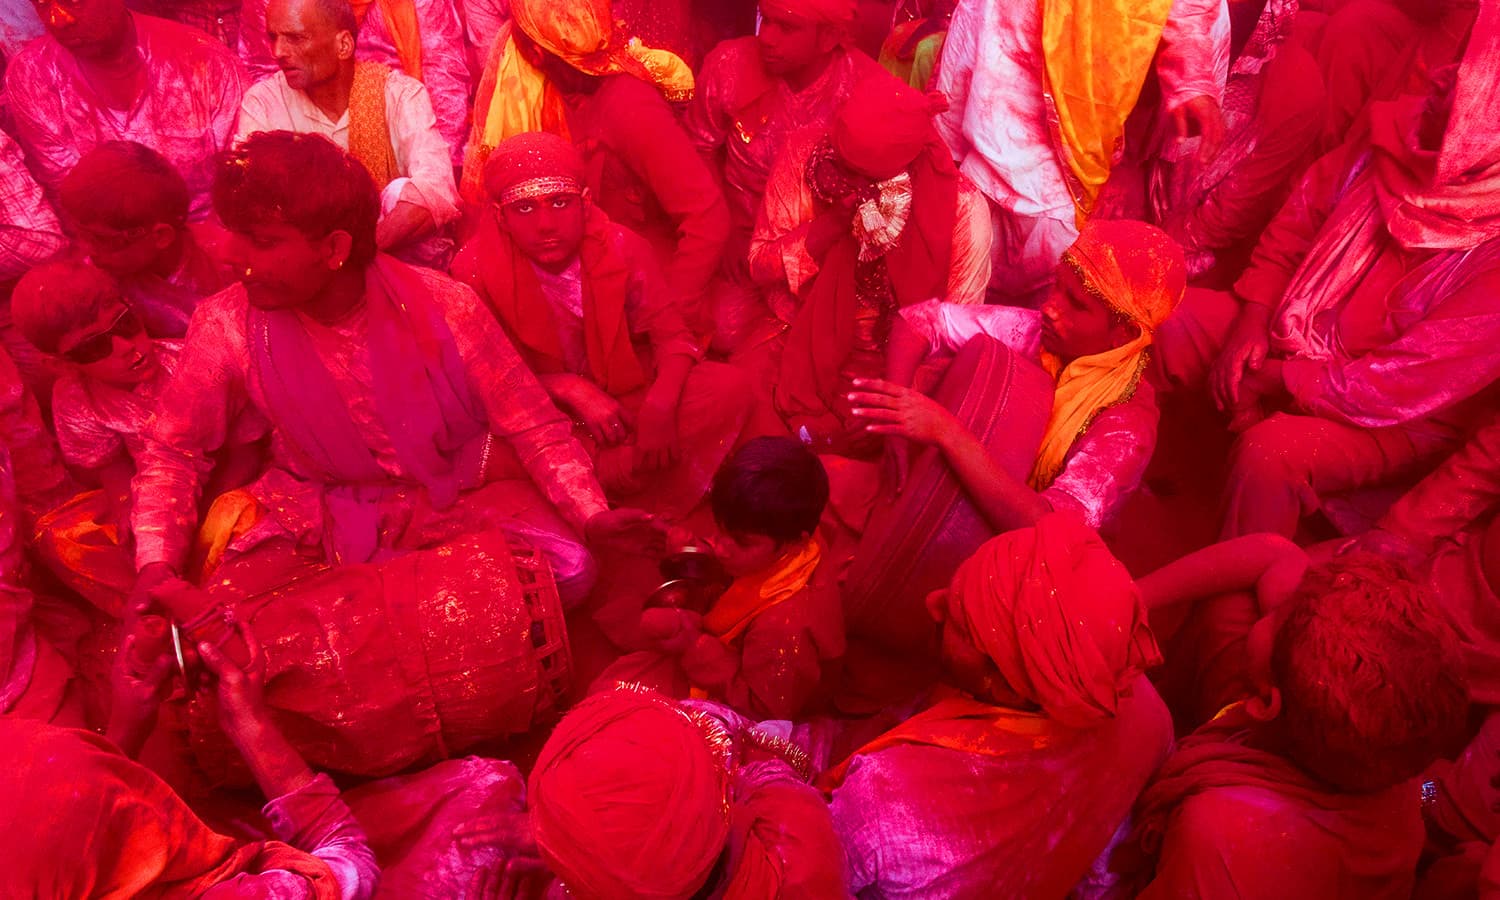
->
[1271, 552, 1469, 793]
[710, 437, 829, 544]
[211, 131, 378, 269]
[12, 259, 120, 354]
[60, 141, 189, 231]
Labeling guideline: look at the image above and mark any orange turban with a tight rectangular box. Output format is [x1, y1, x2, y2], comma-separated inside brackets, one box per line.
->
[529, 689, 731, 899]
[944, 511, 1162, 727]
[1032, 219, 1185, 488]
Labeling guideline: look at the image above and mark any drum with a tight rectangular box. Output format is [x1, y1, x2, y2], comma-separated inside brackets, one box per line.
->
[188, 528, 572, 779]
[843, 337, 1053, 652]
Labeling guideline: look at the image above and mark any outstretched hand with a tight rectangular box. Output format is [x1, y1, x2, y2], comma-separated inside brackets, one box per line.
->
[197, 619, 270, 743]
[847, 378, 959, 447]
[1173, 94, 1227, 165]
[586, 507, 669, 556]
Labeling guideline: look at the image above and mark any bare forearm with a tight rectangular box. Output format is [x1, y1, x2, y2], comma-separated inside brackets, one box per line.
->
[1138, 534, 1303, 611]
[230, 713, 317, 802]
[375, 200, 437, 250]
[938, 427, 1051, 532]
[886, 317, 930, 389]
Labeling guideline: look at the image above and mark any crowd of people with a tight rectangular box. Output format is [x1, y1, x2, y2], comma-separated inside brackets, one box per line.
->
[0, 0, 1495, 894]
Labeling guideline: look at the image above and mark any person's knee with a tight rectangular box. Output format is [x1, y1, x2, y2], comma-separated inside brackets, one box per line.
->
[1229, 417, 1309, 486]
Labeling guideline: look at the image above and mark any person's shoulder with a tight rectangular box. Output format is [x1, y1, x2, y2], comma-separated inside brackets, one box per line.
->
[384, 66, 431, 100]
[138, 13, 239, 65]
[5, 35, 58, 85]
[700, 36, 762, 79]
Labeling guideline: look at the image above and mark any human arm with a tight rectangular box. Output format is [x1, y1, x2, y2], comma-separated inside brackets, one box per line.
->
[1041, 398, 1158, 530]
[3, 54, 81, 194]
[197, 624, 379, 900]
[850, 378, 1052, 532]
[610, 79, 730, 303]
[1377, 412, 1500, 554]
[944, 182, 993, 304]
[1136, 533, 1309, 613]
[624, 237, 700, 472]
[375, 195, 438, 250]
[1157, 0, 1228, 163]
[385, 74, 462, 229]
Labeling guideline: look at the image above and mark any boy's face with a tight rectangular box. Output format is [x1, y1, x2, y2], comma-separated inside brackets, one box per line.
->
[497, 192, 586, 273]
[58, 300, 158, 387]
[75, 220, 176, 277]
[1039, 264, 1139, 363]
[706, 525, 783, 578]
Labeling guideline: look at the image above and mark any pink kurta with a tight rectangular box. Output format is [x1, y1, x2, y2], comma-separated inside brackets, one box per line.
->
[238, 0, 471, 164]
[901, 301, 1159, 529]
[5, 13, 245, 220]
[130, 266, 607, 573]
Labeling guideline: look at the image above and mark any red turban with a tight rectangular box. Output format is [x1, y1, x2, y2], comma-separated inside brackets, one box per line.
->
[830, 76, 940, 181]
[528, 689, 731, 899]
[944, 512, 1162, 728]
[760, 0, 858, 28]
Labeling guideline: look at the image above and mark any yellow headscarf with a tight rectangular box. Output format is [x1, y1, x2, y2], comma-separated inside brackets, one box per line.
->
[461, 0, 694, 201]
[1030, 220, 1186, 489]
[1042, 0, 1176, 223]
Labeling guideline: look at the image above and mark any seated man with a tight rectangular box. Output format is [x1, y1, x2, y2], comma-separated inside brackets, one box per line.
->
[238, 0, 460, 264]
[684, 0, 890, 348]
[596, 436, 845, 720]
[130, 131, 657, 606]
[58, 141, 232, 339]
[453, 132, 753, 515]
[1157, 5, 1500, 539]
[1117, 553, 1470, 898]
[6, 0, 245, 218]
[853, 218, 1187, 532]
[528, 686, 848, 897]
[13, 261, 262, 611]
[462, 0, 727, 320]
[752, 76, 991, 457]
[933, 0, 1223, 305]
[239, 0, 470, 164]
[825, 512, 1172, 898]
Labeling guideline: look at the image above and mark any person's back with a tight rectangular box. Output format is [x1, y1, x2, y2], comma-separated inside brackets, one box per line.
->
[1119, 553, 1470, 898]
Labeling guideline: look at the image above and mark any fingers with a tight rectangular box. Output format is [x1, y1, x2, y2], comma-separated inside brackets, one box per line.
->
[850, 378, 903, 395]
[849, 406, 904, 424]
[846, 390, 900, 410]
[237, 619, 264, 671]
[197, 640, 226, 677]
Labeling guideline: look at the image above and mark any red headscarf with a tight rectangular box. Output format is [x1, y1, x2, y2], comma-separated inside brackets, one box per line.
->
[759, 0, 858, 28]
[529, 689, 731, 899]
[776, 76, 958, 432]
[0, 718, 340, 898]
[454, 132, 648, 396]
[945, 511, 1162, 727]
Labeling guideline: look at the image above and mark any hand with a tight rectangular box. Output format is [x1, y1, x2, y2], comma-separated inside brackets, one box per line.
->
[106, 604, 176, 756]
[586, 507, 668, 555]
[129, 562, 178, 619]
[847, 378, 960, 447]
[1172, 94, 1226, 165]
[633, 395, 680, 475]
[639, 607, 704, 655]
[567, 379, 633, 448]
[197, 619, 270, 744]
[1211, 303, 1272, 412]
[469, 855, 553, 900]
[1238, 360, 1286, 408]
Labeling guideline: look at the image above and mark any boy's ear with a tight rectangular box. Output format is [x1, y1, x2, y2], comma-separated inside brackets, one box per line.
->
[150, 223, 178, 252]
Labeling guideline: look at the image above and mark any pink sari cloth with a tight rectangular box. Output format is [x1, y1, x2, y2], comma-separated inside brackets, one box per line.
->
[1272, 0, 1500, 361]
